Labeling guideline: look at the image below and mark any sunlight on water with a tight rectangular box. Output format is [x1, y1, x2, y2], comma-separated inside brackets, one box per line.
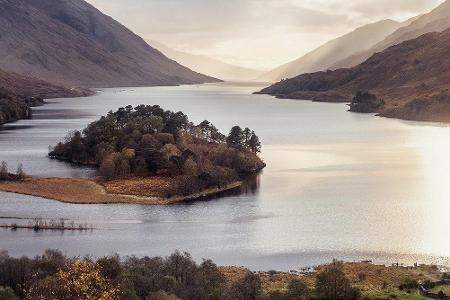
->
[413, 128, 450, 257]
[1, 83, 450, 270]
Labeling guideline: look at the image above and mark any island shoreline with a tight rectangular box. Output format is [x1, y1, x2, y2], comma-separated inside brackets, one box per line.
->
[260, 93, 450, 125]
[0, 177, 243, 205]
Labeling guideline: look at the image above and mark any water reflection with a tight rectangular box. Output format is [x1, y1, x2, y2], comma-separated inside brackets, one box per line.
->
[241, 174, 261, 195]
[31, 109, 95, 120]
[0, 124, 35, 132]
[413, 128, 450, 257]
[178, 174, 261, 206]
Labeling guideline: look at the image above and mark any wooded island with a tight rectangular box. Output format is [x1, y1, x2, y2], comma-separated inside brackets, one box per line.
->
[12, 104, 266, 204]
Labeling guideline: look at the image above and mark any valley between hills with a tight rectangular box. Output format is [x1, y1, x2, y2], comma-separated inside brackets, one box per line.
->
[2, 1, 450, 298]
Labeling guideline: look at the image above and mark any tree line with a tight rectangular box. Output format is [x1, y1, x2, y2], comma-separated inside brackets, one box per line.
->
[0, 250, 362, 300]
[0, 94, 29, 126]
[49, 105, 265, 197]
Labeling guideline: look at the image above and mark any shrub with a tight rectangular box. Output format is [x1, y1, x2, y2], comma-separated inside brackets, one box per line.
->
[146, 290, 179, 300]
[227, 272, 262, 300]
[0, 286, 17, 300]
[398, 278, 419, 291]
[422, 280, 436, 289]
[315, 260, 361, 300]
[267, 290, 287, 300]
[287, 279, 310, 299]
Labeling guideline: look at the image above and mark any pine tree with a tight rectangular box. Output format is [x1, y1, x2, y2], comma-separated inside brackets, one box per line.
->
[226, 126, 244, 149]
[248, 132, 261, 153]
[243, 127, 252, 145]
[0, 161, 8, 180]
[16, 163, 26, 180]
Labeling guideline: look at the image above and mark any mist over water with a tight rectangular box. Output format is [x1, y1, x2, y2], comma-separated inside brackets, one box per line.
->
[1, 83, 450, 270]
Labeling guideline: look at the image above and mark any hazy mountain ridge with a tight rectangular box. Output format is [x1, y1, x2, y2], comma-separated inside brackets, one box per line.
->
[151, 41, 264, 81]
[259, 28, 450, 122]
[259, 20, 405, 82]
[0, 0, 218, 88]
[332, 0, 450, 69]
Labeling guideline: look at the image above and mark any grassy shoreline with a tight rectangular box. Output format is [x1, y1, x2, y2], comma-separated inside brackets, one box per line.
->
[0, 177, 242, 205]
[231, 262, 448, 300]
[1, 249, 448, 300]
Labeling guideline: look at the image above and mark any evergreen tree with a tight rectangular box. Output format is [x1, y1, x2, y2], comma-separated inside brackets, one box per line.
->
[226, 126, 244, 149]
[199, 120, 212, 140]
[16, 163, 26, 180]
[0, 161, 8, 180]
[243, 127, 252, 145]
[248, 132, 261, 153]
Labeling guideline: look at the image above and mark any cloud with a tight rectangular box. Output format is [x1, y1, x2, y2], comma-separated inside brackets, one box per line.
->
[86, 0, 444, 69]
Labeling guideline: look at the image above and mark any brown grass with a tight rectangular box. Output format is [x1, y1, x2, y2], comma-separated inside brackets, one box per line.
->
[0, 177, 241, 205]
[103, 176, 173, 198]
[221, 262, 443, 299]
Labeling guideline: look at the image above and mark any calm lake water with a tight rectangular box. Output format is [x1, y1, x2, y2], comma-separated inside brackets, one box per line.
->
[1, 82, 450, 271]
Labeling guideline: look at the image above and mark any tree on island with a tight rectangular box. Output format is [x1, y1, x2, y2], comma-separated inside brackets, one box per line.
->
[227, 126, 261, 154]
[0, 161, 26, 181]
[0, 161, 8, 180]
[243, 127, 252, 145]
[248, 131, 261, 153]
[16, 163, 26, 180]
[99, 157, 116, 180]
[49, 105, 265, 197]
[226, 126, 244, 149]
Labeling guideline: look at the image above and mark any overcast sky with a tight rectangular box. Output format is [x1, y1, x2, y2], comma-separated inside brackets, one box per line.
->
[86, 0, 444, 70]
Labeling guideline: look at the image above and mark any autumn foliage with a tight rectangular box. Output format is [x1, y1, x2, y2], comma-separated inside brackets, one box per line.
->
[49, 105, 265, 196]
[25, 259, 120, 300]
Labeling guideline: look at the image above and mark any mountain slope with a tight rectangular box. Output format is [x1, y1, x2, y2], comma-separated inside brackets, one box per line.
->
[333, 0, 450, 69]
[0, 70, 90, 99]
[151, 41, 264, 81]
[259, 28, 450, 122]
[0, 0, 217, 88]
[0, 69, 90, 125]
[258, 20, 404, 82]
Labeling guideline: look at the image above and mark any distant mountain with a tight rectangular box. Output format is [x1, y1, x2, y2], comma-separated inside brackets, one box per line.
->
[333, 0, 450, 69]
[0, 0, 218, 88]
[258, 20, 405, 82]
[258, 28, 450, 122]
[150, 41, 264, 81]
